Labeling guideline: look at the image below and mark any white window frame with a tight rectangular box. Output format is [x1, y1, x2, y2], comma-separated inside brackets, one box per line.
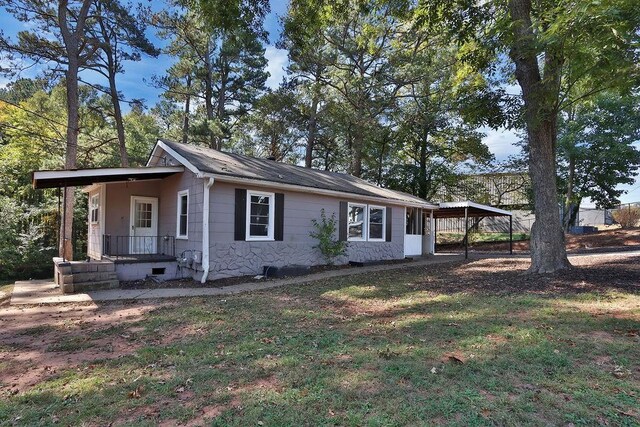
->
[246, 190, 275, 241]
[176, 189, 189, 239]
[368, 205, 386, 242]
[347, 202, 368, 242]
[90, 194, 99, 224]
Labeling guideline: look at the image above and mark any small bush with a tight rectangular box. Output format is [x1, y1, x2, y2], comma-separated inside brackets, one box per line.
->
[612, 206, 640, 228]
[310, 209, 347, 265]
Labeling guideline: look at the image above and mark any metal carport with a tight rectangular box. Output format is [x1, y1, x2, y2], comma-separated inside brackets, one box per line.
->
[434, 201, 513, 259]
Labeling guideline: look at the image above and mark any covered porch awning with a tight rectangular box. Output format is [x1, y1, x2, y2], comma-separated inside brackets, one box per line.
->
[433, 201, 514, 258]
[32, 166, 184, 189]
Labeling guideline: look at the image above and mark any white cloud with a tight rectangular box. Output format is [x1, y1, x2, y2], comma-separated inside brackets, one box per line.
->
[480, 126, 523, 162]
[264, 45, 288, 90]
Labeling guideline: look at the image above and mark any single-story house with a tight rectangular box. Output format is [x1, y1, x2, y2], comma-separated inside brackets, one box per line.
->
[33, 139, 439, 285]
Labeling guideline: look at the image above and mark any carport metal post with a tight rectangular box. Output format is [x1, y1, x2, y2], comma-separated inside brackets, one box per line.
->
[433, 216, 437, 254]
[464, 207, 468, 259]
[509, 215, 513, 255]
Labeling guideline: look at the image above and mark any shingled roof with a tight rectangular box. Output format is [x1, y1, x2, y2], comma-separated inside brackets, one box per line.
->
[152, 139, 436, 207]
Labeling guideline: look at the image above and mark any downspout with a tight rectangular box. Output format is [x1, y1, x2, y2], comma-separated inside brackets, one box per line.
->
[201, 177, 215, 283]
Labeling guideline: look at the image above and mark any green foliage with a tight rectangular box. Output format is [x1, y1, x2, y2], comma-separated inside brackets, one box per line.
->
[310, 209, 347, 264]
[558, 92, 640, 210]
[0, 197, 55, 280]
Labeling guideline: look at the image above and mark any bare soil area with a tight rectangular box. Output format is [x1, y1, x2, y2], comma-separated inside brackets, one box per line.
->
[443, 228, 640, 253]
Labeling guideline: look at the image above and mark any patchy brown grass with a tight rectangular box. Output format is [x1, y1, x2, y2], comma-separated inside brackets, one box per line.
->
[0, 252, 638, 426]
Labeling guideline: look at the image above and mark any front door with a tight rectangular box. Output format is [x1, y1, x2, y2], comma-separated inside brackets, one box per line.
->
[404, 207, 423, 257]
[129, 196, 158, 254]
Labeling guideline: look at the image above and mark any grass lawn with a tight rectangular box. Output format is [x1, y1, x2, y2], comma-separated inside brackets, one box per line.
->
[0, 254, 638, 426]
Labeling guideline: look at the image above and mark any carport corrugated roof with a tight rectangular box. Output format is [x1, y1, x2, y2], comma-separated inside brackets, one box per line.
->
[434, 201, 512, 218]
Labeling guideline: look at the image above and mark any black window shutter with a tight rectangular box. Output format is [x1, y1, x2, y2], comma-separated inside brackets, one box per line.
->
[339, 201, 348, 241]
[234, 189, 247, 241]
[385, 207, 393, 242]
[274, 193, 284, 241]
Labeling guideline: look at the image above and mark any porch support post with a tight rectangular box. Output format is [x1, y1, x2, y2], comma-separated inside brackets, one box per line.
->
[464, 207, 469, 260]
[200, 177, 215, 283]
[433, 215, 437, 254]
[509, 215, 513, 255]
[61, 186, 67, 262]
[429, 210, 434, 254]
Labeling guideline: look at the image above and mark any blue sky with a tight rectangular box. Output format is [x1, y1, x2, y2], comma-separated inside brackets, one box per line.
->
[1, 0, 638, 204]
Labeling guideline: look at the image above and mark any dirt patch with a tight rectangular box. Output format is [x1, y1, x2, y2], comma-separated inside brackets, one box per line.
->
[448, 228, 640, 253]
[403, 253, 640, 296]
[0, 301, 169, 394]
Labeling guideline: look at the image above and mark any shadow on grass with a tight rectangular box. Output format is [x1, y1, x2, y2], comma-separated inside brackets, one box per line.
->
[1, 256, 639, 425]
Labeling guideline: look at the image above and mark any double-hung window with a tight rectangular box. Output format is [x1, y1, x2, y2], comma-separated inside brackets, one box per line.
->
[247, 191, 275, 240]
[90, 194, 99, 223]
[368, 205, 386, 241]
[347, 203, 367, 241]
[347, 203, 387, 242]
[176, 190, 189, 239]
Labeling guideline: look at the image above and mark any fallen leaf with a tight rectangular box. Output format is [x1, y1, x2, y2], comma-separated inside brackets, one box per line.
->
[128, 385, 143, 399]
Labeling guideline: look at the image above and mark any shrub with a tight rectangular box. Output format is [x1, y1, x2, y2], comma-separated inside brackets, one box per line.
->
[310, 209, 347, 265]
[612, 206, 640, 228]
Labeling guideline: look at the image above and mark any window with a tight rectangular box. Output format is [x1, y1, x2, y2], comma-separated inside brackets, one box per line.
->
[348, 203, 367, 241]
[90, 194, 99, 223]
[176, 190, 189, 239]
[246, 191, 274, 240]
[406, 207, 421, 235]
[368, 205, 386, 241]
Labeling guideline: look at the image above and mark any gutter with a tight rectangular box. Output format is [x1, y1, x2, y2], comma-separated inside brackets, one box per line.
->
[200, 176, 215, 283]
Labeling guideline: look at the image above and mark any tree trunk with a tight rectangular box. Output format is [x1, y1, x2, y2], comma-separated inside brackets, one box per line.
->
[204, 39, 215, 149]
[61, 56, 78, 260]
[508, 0, 570, 273]
[56, 0, 93, 260]
[305, 91, 319, 168]
[562, 154, 575, 230]
[216, 66, 227, 150]
[107, 60, 128, 167]
[182, 74, 191, 144]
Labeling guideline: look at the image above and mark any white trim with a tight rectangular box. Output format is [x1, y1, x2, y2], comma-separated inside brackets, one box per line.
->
[347, 202, 368, 241]
[89, 194, 100, 224]
[368, 205, 386, 242]
[246, 190, 275, 241]
[202, 172, 438, 209]
[438, 201, 512, 216]
[155, 140, 201, 175]
[176, 189, 189, 240]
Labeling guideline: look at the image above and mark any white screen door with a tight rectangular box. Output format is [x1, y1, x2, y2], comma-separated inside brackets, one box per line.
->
[129, 196, 158, 254]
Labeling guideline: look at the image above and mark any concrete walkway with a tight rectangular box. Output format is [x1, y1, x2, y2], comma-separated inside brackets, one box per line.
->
[11, 254, 463, 305]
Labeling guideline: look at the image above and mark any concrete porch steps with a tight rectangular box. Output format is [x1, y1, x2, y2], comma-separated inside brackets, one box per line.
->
[53, 257, 120, 294]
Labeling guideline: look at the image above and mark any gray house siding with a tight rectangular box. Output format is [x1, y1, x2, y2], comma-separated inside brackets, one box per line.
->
[100, 172, 203, 280]
[157, 170, 204, 262]
[207, 182, 405, 279]
[104, 181, 161, 237]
